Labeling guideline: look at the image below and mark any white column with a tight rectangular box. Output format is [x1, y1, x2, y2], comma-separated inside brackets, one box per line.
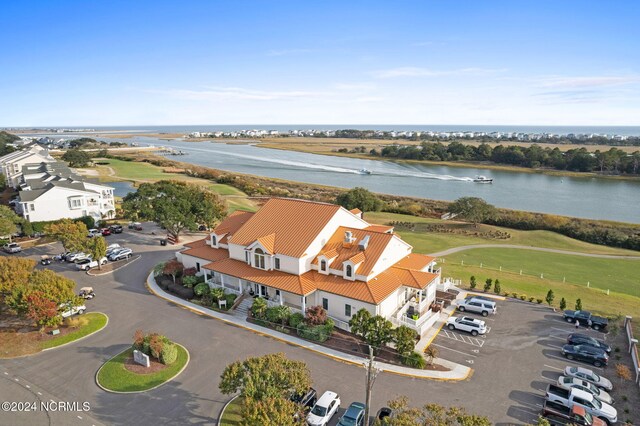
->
[418, 290, 422, 304]
[220, 274, 226, 290]
[279, 291, 283, 306]
[301, 296, 306, 313]
[204, 271, 209, 282]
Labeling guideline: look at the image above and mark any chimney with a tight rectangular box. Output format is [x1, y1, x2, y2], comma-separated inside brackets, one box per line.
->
[343, 231, 356, 247]
[358, 235, 370, 251]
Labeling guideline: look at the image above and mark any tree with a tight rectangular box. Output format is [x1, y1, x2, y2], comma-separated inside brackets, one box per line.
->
[25, 291, 61, 328]
[219, 353, 311, 401]
[545, 289, 555, 306]
[76, 215, 95, 230]
[394, 326, 417, 357]
[0, 257, 36, 296]
[351, 313, 394, 352]
[493, 279, 501, 294]
[575, 298, 582, 311]
[305, 305, 327, 325]
[469, 275, 477, 290]
[61, 149, 91, 167]
[122, 180, 226, 242]
[163, 259, 183, 284]
[242, 396, 302, 426]
[0, 205, 20, 242]
[349, 308, 372, 339]
[0, 173, 6, 190]
[87, 236, 107, 270]
[448, 197, 497, 228]
[559, 297, 567, 310]
[29, 269, 77, 306]
[335, 187, 383, 212]
[45, 219, 88, 252]
[382, 396, 492, 426]
[483, 278, 492, 292]
[21, 219, 33, 237]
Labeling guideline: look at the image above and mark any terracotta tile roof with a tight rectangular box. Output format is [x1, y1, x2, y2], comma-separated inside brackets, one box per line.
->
[390, 268, 438, 290]
[256, 233, 276, 253]
[320, 226, 394, 275]
[309, 269, 408, 304]
[349, 208, 362, 215]
[181, 246, 230, 262]
[365, 224, 394, 233]
[204, 258, 316, 296]
[229, 198, 341, 257]
[394, 253, 435, 271]
[320, 248, 338, 259]
[214, 210, 255, 236]
[348, 252, 366, 265]
[183, 238, 208, 249]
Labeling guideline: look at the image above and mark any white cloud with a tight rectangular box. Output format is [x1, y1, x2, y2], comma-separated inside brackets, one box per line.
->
[539, 75, 640, 89]
[372, 67, 508, 79]
[265, 48, 313, 57]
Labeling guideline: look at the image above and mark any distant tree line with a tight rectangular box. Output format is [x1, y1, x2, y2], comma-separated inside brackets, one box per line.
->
[0, 131, 19, 156]
[369, 142, 640, 175]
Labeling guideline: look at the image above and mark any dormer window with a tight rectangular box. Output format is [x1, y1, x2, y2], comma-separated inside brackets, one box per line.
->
[253, 248, 266, 269]
[320, 259, 327, 272]
[345, 265, 353, 278]
[211, 235, 217, 247]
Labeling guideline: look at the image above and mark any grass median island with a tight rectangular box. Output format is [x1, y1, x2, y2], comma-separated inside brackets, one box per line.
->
[96, 344, 189, 392]
[220, 396, 244, 426]
[41, 312, 108, 350]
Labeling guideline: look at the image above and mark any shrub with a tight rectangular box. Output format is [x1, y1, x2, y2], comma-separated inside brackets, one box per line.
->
[511, 292, 519, 298]
[289, 313, 305, 329]
[133, 329, 144, 351]
[210, 287, 225, 302]
[536, 298, 543, 304]
[575, 298, 583, 310]
[305, 305, 327, 325]
[402, 351, 426, 369]
[616, 363, 633, 381]
[296, 320, 334, 342]
[469, 276, 477, 289]
[528, 297, 535, 303]
[559, 298, 567, 310]
[483, 278, 492, 292]
[149, 333, 165, 359]
[520, 295, 527, 301]
[65, 316, 88, 329]
[195, 274, 206, 284]
[251, 297, 268, 319]
[193, 282, 210, 297]
[160, 343, 178, 365]
[265, 307, 281, 323]
[183, 267, 197, 276]
[182, 275, 198, 288]
[224, 293, 237, 308]
[394, 326, 418, 357]
[493, 279, 501, 294]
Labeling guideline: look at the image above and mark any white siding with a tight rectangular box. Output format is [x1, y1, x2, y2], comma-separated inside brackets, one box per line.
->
[366, 235, 412, 279]
[314, 290, 376, 324]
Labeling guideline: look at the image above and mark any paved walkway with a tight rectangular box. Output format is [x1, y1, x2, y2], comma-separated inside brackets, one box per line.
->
[146, 273, 471, 380]
[430, 243, 640, 259]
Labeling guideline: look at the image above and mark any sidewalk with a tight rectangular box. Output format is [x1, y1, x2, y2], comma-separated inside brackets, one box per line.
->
[146, 273, 471, 380]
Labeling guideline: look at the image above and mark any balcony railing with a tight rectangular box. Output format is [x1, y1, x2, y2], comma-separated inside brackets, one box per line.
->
[207, 279, 241, 295]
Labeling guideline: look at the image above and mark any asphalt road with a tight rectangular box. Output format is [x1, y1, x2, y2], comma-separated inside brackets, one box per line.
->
[0, 228, 619, 425]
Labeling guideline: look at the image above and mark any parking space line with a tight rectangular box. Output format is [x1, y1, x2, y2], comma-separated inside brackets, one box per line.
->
[439, 330, 485, 348]
[545, 355, 603, 371]
[431, 343, 477, 358]
[544, 364, 564, 371]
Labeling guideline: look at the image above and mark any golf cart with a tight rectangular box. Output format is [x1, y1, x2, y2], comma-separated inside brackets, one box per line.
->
[40, 255, 52, 265]
[78, 287, 96, 300]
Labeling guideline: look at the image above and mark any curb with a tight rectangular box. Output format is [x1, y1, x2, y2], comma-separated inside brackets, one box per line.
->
[42, 312, 109, 352]
[87, 255, 141, 276]
[463, 291, 506, 301]
[217, 394, 241, 426]
[95, 343, 190, 394]
[146, 272, 471, 381]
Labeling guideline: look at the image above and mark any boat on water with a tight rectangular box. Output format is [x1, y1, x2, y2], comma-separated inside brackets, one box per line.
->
[473, 175, 493, 183]
[358, 168, 372, 175]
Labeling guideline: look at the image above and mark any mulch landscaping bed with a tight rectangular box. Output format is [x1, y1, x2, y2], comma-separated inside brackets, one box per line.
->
[605, 326, 640, 425]
[123, 353, 168, 375]
[246, 315, 449, 371]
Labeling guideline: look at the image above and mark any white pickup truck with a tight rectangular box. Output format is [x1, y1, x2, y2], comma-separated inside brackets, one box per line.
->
[545, 384, 617, 425]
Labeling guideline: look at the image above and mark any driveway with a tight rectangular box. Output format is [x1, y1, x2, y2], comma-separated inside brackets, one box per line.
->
[0, 232, 616, 425]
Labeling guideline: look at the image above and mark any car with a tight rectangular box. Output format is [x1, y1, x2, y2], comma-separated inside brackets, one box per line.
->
[338, 402, 366, 426]
[456, 297, 496, 317]
[557, 376, 614, 405]
[65, 252, 89, 262]
[376, 407, 393, 423]
[87, 228, 100, 238]
[59, 302, 86, 318]
[105, 243, 121, 256]
[129, 222, 143, 231]
[563, 310, 608, 331]
[541, 400, 606, 426]
[101, 228, 111, 236]
[561, 344, 608, 367]
[76, 257, 108, 271]
[545, 385, 617, 425]
[108, 248, 133, 261]
[307, 391, 340, 426]
[109, 224, 123, 233]
[40, 255, 52, 265]
[567, 333, 611, 353]
[564, 366, 613, 391]
[78, 287, 96, 299]
[3, 243, 22, 253]
[291, 387, 317, 412]
[446, 316, 487, 336]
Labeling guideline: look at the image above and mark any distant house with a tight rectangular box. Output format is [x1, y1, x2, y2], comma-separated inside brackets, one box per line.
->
[15, 162, 115, 223]
[0, 145, 55, 189]
[178, 198, 444, 335]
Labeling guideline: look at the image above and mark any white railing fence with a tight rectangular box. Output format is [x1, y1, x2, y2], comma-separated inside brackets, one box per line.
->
[624, 316, 640, 386]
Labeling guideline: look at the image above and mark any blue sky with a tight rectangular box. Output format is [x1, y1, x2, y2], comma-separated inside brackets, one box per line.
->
[1, 1, 639, 126]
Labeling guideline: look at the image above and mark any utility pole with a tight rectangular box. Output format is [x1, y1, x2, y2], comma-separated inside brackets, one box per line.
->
[364, 345, 380, 426]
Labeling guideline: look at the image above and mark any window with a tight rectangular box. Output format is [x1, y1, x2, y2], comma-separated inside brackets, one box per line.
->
[274, 257, 280, 270]
[322, 298, 328, 310]
[345, 265, 352, 277]
[196, 262, 201, 272]
[245, 251, 249, 262]
[254, 248, 266, 269]
[275, 290, 280, 297]
[345, 304, 351, 317]
[29, 204, 34, 211]
[211, 235, 217, 246]
[320, 259, 327, 271]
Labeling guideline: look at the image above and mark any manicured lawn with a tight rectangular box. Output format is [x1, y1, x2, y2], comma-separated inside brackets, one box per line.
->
[220, 396, 244, 426]
[41, 312, 108, 350]
[443, 248, 640, 297]
[97, 344, 189, 392]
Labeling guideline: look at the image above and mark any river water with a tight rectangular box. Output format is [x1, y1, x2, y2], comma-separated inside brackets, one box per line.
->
[118, 138, 638, 224]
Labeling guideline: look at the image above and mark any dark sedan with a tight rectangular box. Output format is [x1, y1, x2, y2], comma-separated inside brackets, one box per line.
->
[562, 344, 609, 367]
[567, 333, 611, 353]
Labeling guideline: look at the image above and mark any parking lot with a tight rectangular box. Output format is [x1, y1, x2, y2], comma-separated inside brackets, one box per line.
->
[431, 296, 616, 424]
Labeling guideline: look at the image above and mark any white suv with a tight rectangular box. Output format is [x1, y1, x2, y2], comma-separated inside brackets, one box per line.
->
[446, 316, 487, 336]
[307, 391, 340, 426]
[457, 297, 497, 317]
